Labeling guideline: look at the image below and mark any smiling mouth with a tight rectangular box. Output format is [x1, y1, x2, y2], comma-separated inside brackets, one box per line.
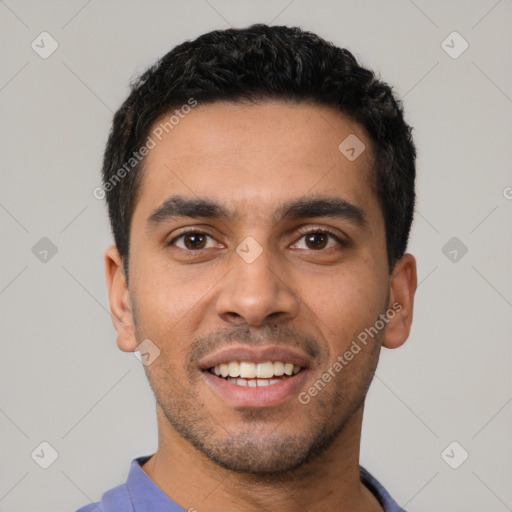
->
[207, 360, 303, 387]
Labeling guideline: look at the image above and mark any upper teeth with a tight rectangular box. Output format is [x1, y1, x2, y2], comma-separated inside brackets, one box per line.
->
[211, 361, 302, 379]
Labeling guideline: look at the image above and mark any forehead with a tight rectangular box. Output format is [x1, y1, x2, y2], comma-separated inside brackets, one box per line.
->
[132, 100, 379, 229]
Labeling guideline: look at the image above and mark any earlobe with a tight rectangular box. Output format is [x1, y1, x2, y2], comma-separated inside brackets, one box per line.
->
[104, 245, 138, 352]
[382, 253, 417, 349]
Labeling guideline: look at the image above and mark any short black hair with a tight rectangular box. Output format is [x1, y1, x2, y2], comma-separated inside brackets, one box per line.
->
[101, 24, 416, 280]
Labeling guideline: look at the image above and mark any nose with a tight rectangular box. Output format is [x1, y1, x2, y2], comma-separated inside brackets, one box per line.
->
[215, 246, 299, 327]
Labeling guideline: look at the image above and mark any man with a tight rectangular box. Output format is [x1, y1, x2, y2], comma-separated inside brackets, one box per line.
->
[77, 24, 417, 512]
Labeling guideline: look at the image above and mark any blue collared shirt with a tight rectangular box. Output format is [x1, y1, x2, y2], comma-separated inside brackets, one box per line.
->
[75, 455, 407, 512]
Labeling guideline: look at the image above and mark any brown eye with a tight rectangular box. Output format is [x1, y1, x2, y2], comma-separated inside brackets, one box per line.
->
[169, 231, 216, 250]
[305, 232, 329, 249]
[292, 229, 342, 251]
[183, 233, 207, 249]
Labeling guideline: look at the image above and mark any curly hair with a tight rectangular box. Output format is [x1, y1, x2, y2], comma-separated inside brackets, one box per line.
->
[101, 24, 416, 280]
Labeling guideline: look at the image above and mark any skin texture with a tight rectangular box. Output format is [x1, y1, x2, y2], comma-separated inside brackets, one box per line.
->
[105, 100, 417, 512]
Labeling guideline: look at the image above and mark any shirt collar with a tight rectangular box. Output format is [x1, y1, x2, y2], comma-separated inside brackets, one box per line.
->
[126, 455, 185, 511]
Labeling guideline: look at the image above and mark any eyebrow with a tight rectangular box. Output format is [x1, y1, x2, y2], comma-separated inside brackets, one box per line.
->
[145, 194, 367, 232]
[277, 195, 367, 227]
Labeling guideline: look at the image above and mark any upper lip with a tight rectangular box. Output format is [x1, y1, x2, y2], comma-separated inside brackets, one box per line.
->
[199, 345, 311, 371]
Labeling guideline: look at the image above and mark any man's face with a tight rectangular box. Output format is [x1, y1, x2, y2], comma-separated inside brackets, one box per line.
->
[122, 100, 393, 473]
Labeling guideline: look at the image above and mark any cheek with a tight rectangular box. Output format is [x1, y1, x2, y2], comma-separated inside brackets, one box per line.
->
[131, 253, 229, 348]
[303, 266, 387, 349]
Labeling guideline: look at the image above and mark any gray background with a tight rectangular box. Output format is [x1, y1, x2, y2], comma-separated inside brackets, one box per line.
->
[1, 0, 511, 511]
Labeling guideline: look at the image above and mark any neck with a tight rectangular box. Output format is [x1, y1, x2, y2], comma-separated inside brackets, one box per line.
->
[141, 402, 383, 512]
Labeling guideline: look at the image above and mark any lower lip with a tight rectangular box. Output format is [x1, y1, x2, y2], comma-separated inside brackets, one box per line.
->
[202, 370, 308, 408]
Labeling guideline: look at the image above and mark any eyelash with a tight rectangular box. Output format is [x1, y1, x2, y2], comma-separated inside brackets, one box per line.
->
[294, 226, 346, 248]
[168, 227, 347, 251]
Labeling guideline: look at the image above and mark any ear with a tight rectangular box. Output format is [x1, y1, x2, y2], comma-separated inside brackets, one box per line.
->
[382, 253, 417, 349]
[104, 245, 138, 352]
